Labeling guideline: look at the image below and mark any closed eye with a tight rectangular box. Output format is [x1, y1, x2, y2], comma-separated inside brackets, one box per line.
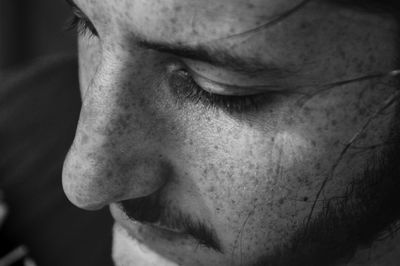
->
[168, 68, 281, 114]
[65, 1, 98, 37]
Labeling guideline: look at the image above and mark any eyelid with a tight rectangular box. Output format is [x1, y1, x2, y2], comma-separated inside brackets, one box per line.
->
[168, 67, 280, 114]
[66, 5, 98, 37]
[190, 70, 248, 96]
[187, 67, 281, 96]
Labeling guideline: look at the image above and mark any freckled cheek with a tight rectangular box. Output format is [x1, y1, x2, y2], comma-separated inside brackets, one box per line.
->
[191, 131, 312, 214]
[193, 139, 330, 254]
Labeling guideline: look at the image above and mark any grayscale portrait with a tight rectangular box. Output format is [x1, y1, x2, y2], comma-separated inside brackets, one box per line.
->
[1, 0, 400, 266]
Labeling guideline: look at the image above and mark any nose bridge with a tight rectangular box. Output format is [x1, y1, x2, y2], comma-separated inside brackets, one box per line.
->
[63, 50, 168, 210]
[81, 53, 145, 139]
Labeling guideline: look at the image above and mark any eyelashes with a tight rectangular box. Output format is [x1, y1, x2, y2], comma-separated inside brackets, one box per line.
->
[168, 69, 274, 114]
[65, 10, 98, 37]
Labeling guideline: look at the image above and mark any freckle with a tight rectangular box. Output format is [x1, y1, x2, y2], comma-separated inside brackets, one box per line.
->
[278, 198, 285, 205]
[106, 170, 113, 179]
[299, 22, 309, 30]
[75, 195, 86, 205]
[246, 3, 255, 9]
[81, 133, 89, 145]
[333, 140, 340, 147]
[170, 17, 177, 24]
[359, 132, 367, 139]
[214, 145, 219, 150]
[358, 108, 367, 116]
[311, 140, 316, 147]
[67, 172, 76, 181]
[368, 54, 376, 64]
[303, 107, 312, 116]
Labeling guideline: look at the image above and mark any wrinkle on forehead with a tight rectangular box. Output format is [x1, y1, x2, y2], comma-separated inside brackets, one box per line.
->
[88, 0, 314, 44]
[201, 0, 312, 45]
[79, 0, 397, 50]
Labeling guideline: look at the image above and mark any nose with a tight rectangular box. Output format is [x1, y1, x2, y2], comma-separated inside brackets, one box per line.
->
[62, 52, 170, 210]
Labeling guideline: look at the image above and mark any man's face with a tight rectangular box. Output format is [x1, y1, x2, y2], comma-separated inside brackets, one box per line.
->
[62, 0, 400, 265]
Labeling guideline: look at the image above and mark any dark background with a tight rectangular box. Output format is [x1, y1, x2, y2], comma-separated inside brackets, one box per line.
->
[0, 1, 114, 266]
[0, 0, 76, 70]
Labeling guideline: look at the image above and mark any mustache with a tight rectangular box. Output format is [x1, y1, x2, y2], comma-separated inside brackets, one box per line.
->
[119, 194, 223, 253]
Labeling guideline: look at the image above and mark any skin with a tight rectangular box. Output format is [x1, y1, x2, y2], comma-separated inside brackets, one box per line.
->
[62, 0, 400, 265]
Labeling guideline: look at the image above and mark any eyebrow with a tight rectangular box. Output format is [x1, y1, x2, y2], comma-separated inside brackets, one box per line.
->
[136, 38, 291, 77]
[65, 0, 293, 78]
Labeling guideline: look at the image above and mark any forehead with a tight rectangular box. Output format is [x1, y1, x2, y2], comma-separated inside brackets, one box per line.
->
[80, 0, 326, 43]
[78, 0, 398, 75]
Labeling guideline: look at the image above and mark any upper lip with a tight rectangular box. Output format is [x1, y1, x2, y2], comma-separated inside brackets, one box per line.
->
[109, 203, 194, 247]
[114, 200, 187, 234]
[110, 202, 223, 253]
[110, 203, 187, 234]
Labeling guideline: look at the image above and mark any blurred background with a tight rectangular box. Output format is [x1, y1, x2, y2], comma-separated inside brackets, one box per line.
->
[0, 0, 76, 70]
[0, 1, 113, 266]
